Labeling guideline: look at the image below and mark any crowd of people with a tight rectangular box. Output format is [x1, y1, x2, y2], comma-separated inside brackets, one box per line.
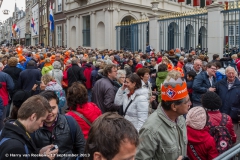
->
[0, 44, 240, 160]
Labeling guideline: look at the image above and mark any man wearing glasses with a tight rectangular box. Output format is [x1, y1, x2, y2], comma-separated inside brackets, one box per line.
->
[192, 62, 217, 107]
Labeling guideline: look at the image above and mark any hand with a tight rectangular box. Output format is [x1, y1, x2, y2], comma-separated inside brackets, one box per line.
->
[121, 83, 127, 90]
[44, 148, 58, 160]
[150, 96, 156, 103]
[32, 84, 38, 91]
[40, 81, 46, 90]
[208, 87, 216, 92]
[177, 156, 183, 160]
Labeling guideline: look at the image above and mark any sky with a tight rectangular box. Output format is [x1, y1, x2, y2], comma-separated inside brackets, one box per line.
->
[0, 0, 25, 22]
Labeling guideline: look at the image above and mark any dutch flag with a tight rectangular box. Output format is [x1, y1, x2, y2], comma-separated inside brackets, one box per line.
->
[14, 25, 19, 33]
[49, 3, 54, 32]
[31, 18, 37, 34]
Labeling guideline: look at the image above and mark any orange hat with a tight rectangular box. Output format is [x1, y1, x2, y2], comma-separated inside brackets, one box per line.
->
[175, 48, 181, 53]
[161, 81, 188, 101]
[50, 55, 55, 64]
[84, 54, 88, 58]
[167, 63, 173, 71]
[19, 55, 26, 62]
[65, 51, 70, 57]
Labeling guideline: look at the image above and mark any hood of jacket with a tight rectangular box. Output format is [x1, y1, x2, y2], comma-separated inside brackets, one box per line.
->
[52, 68, 62, 73]
[45, 81, 63, 91]
[157, 71, 168, 79]
[83, 63, 92, 68]
[187, 126, 211, 144]
[216, 68, 226, 75]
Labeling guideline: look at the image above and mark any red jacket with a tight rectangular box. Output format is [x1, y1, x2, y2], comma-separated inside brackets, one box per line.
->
[207, 111, 237, 144]
[236, 58, 240, 72]
[177, 61, 184, 69]
[135, 63, 143, 72]
[187, 126, 219, 160]
[66, 102, 102, 139]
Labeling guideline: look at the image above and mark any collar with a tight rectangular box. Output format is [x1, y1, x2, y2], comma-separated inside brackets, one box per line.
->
[15, 119, 31, 139]
[206, 71, 213, 78]
[227, 79, 235, 84]
[157, 107, 185, 129]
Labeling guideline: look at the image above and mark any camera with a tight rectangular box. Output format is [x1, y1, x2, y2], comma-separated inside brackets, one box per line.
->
[35, 80, 41, 85]
[50, 145, 58, 151]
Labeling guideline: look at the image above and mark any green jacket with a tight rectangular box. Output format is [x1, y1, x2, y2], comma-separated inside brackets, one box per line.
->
[135, 107, 187, 160]
[156, 71, 168, 101]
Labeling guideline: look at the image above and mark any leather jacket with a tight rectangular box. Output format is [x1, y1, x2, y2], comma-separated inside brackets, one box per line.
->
[33, 114, 85, 160]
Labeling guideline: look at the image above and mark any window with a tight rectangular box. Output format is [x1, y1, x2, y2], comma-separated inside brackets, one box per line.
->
[57, 0, 62, 12]
[83, 15, 90, 46]
[229, 36, 234, 45]
[229, 26, 234, 35]
[236, 36, 239, 46]
[236, 26, 239, 35]
[57, 25, 62, 46]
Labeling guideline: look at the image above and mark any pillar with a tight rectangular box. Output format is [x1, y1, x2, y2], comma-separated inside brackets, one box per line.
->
[67, 17, 70, 48]
[206, 3, 224, 61]
[90, 11, 96, 48]
[75, 15, 80, 47]
[148, 14, 160, 52]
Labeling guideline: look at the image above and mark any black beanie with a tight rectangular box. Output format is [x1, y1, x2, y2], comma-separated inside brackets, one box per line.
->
[201, 91, 222, 110]
[12, 91, 30, 108]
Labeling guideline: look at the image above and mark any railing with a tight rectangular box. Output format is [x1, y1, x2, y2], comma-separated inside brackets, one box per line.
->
[158, 8, 208, 51]
[116, 19, 149, 52]
[214, 143, 240, 160]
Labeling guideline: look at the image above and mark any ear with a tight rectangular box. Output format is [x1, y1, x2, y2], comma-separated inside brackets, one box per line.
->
[30, 113, 37, 121]
[171, 103, 177, 112]
[93, 152, 106, 160]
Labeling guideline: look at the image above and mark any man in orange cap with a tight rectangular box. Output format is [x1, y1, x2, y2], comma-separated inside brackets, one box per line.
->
[136, 70, 191, 160]
[17, 55, 26, 71]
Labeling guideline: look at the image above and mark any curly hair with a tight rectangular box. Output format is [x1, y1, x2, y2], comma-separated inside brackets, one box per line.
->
[41, 74, 53, 85]
[8, 57, 18, 67]
[67, 82, 88, 110]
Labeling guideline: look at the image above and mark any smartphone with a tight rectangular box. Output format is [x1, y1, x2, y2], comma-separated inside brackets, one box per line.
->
[35, 80, 41, 85]
[50, 145, 58, 151]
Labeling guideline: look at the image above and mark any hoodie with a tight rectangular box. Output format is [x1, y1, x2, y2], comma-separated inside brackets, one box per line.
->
[41, 65, 53, 75]
[216, 68, 226, 82]
[187, 126, 219, 160]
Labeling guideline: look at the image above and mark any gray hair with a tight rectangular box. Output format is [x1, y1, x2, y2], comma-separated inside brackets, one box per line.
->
[225, 66, 237, 76]
[52, 61, 62, 69]
[116, 70, 126, 80]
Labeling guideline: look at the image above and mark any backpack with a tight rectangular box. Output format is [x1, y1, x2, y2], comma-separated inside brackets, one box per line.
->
[0, 130, 29, 159]
[55, 90, 66, 114]
[207, 113, 233, 154]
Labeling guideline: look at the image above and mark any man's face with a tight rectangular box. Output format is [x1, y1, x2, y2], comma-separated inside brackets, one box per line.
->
[193, 61, 202, 72]
[175, 95, 191, 115]
[151, 58, 156, 66]
[45, 99, 58, 124]
[30, 112, 48, 133]
[55, 53, 61, 61]
[226, 68, 236, 82]
[207, 65, 216, 77]
[128, 60, 133, 66]
[108, 67, 118, 80]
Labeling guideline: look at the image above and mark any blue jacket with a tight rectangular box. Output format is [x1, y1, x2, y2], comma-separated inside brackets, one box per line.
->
[192, 71, 216, 103]
[215, 77, 240, 122]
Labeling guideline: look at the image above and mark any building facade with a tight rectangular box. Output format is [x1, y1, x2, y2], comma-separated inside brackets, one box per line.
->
[31, 0, 39, 46]
[55, 0, 66, 47]
[25, 0, 33, 46]
[63, 0, 194, 49]
[16, 10, 26, 45]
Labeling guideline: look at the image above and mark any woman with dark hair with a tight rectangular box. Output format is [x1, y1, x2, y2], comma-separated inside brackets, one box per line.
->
[114, 73, 149, 132]
[66, 82, 101, 139]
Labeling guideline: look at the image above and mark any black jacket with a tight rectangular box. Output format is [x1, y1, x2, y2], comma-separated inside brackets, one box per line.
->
[17, 66, 42, 92]
[3, 66, 22, 97]
[67, 64, 86, 87]
[92, 77, 120, 113]
[0, 120, 48, 160]
[33, 114, 85, 160]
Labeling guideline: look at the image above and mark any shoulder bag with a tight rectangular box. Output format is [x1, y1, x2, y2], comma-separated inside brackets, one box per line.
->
[71, 110, 92, 127]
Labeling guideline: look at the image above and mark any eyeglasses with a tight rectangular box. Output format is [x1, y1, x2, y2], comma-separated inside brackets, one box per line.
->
[210, 68, 216, 70]
[120, 77, 126, 79]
